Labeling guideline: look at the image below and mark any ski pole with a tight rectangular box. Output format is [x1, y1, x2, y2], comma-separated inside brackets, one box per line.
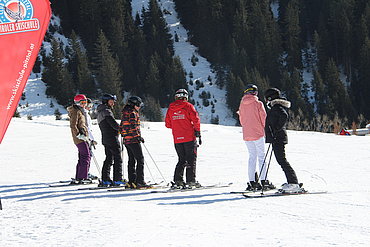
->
[257, 143, 272, 182]
[120, 136, 125, 179]
[0, 198, 2, 210]
[90, 150, 101, 177]
[144, 158, 156, 184]
[260, 145, 274, 195]
[142, 143, 167, 184]
[88, 141, 101, 178]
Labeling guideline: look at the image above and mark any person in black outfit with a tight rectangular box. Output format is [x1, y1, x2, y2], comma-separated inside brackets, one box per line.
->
[96, 94, 123, 186]
[264, 88, 302, 193]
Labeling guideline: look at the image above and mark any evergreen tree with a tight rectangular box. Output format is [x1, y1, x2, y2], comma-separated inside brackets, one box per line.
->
[144, 53, 161, 99]
[92, 30, 123, 116]
[142, 96, 163, 121]
[68, 31, 96, 96]
[142, 0, 174, 57]
[226, 72, 245, 119]
[279, 0, 303, 71]
[311, 69, 327, 115]
[42, 38, 75, 106]
[354, 37, 370, 117]
[323, 59, 352, 118]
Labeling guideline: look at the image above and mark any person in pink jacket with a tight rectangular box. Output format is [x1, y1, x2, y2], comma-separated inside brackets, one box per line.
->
[238, 84, 275, 191]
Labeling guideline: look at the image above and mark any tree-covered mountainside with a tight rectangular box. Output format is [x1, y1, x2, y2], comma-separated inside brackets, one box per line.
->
[174, 0, 370, 128]
[44, 0, 186, 119]
[41, 0, 370, 129]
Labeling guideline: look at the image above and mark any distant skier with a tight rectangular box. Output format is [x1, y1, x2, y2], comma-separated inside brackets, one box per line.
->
[238, 84, 275, 191]
[67, 94, 91, 183]
[165, 89, 201, 188]
[119, 96, 149, 188]
[264, 88, 302, 193]
[85, 98, 98, 180]
[85, 98, 96, 145]
[96, 94, 123, 186]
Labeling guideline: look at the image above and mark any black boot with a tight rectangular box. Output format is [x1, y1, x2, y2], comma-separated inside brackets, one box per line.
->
[171, 181, 185, 189]
[261, 180, 276, 190]
[246, 181, 262, 191]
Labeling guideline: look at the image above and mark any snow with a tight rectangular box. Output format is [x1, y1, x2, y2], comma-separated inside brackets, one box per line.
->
[270, 0, 279, 19]
[1, 117, 370, 246]
[17, 73, 67, 118]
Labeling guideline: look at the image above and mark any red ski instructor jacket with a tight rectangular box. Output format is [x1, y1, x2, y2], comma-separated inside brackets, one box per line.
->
[165, 100, 201, 144]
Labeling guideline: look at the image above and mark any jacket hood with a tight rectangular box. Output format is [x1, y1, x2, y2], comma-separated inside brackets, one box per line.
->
[67, 104, 83, 113]
[270, 98, 291, 109]
[122, 104, 136, 112]
[97, 104, 109, 112]
[169, 100, 188, 111]
[241, 94, 259, 105]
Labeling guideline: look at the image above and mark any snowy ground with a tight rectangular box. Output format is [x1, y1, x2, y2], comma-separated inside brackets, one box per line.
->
[1, 118, 370, 246]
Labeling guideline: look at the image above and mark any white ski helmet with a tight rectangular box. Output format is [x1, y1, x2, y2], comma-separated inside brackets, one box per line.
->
[175, 88, 188, 100]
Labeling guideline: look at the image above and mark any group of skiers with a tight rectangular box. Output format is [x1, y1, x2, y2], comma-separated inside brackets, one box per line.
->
[238, 85, 302, 193]
[68, 85, 301, 193]
[68, 89, 201, 189]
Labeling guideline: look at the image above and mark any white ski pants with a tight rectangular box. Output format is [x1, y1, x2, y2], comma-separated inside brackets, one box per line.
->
[245, 137, 267, 181]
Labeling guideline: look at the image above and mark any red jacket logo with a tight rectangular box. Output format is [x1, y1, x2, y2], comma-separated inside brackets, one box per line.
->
[172, 111, 185, 120]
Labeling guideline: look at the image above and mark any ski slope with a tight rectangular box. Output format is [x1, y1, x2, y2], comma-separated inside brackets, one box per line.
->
[1, 117, 370, 246]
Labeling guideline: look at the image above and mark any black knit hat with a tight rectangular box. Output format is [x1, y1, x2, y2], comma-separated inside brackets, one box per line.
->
[264, 88, 281, 101]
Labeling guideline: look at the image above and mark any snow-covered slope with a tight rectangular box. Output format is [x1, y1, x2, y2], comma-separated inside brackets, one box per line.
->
[1, 118, 370, 246]
[132, 0, 236, 125]
[17, 73, 67, 120]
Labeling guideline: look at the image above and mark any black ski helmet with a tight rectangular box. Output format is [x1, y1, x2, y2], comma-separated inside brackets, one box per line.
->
[102, 94, 117, 104]
[264, 88, 281, 101]
[127, 96, 144, 107]
[174, 88, 188, 100]
[244, 84, 258, 95]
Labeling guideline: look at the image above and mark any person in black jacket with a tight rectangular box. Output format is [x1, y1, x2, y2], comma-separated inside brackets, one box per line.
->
[96, 94, 123, 186]
[264, 88, 302, 193]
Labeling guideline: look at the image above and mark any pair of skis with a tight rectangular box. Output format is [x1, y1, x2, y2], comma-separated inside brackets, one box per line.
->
[48, 179, 98, 188]
[231, 189, 327, 198]
[150, 182, 233, 193]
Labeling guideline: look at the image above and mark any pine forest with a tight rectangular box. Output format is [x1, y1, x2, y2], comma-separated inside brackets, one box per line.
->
[41, 0, 370, 130]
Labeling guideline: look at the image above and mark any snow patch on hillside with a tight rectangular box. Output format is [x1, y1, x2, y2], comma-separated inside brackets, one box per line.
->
[132, 0, 236, 125]
[17, 73, 67, 120]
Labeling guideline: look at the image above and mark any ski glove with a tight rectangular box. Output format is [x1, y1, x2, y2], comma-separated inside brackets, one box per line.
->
[136, 136, 145, 143]
[198, 136, 202, 145]
[76, 134, 89, 142]
[195, 131, 201, 138]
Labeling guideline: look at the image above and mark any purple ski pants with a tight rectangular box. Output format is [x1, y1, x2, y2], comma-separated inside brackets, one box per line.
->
[75, 141, 91, 180]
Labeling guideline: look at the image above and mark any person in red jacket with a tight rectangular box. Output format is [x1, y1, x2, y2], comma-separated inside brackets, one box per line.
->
[165, 89, 201, 188]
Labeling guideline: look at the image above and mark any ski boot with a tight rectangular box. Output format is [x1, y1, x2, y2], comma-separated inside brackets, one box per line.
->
[279, 183, 304, 193]
[112, 180, 126, 187]
[136, 182, 152, 189]
[126, 181, 137, 189]
[98, 180, 112, 187]
[88, 173, 99, 180]
[171, 181, 185, 189]
[72, 178, 93, 185]
[186, 181, 202, 189]
[261, 180, 276, 190]
[246, 181, 262, 191]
